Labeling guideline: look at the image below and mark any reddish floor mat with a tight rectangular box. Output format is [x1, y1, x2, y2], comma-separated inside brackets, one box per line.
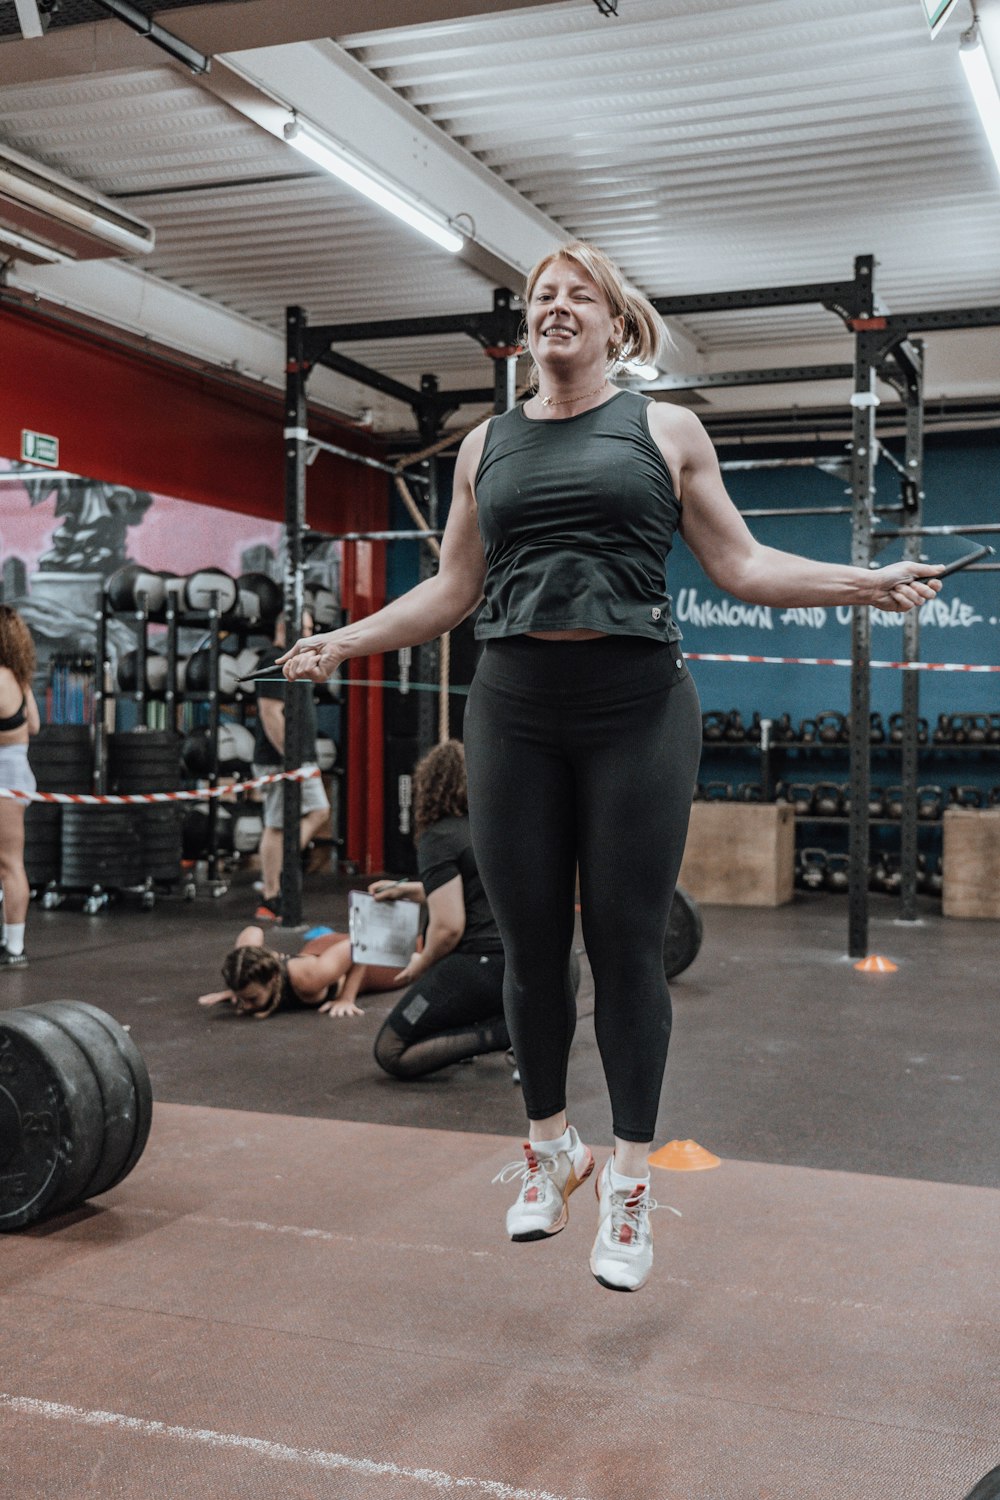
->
[2, 1103, 998, 1500]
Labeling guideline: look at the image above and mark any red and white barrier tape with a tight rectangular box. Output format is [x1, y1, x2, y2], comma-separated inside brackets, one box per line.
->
[0, 765, 321, 807]
[685, 652, 1000, 673]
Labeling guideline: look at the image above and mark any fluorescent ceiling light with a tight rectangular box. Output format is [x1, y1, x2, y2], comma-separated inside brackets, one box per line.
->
[284, 118, 463, 254]
[0, 227, 72, 265]
[0, 141, 155, 259]
[960, 23, 1000, 177]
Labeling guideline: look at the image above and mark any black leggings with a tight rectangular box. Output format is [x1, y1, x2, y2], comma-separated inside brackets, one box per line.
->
[463, 635, 701, 1142]
[374, 951, 508, 1079]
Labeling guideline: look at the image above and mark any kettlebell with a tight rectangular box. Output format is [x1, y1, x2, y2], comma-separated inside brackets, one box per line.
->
[702, 711, 727, 743]
[825, 853, 850, 893]
[747, 712, 763, 744]
[798, 718, 817, 745]
[869, 712, 886, 745]
[787, 782, 815, 817]
[724, 709, 746, 743]
[773, 713, 796, 744]
[868, 786, 886, 819]
[987, 715, 1000, 746]
[703, 781, 733, 801]
[949, 714, 969, 745]
[950, 785, 983, 809]
[917, 785, 943, 821]
[885, 786, 904, 819]
[736, 782, 763, 802]
[799, 848, 828, 891]
[932, 714, 953, 746]
[965, 714, 989, 745]
[812, 782, 842, 818]
[816, 710, 848, 744]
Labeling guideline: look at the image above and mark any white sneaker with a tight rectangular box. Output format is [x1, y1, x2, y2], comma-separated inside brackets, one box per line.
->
[590, 1159, 657, 1292]
[493, 1128, 594, 1241]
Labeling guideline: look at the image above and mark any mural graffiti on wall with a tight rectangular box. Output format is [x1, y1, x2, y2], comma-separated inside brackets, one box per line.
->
[0, 461, 339, 695]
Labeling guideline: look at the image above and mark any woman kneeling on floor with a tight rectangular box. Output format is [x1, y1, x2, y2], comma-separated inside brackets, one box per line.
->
[370, 739, 509, 1080]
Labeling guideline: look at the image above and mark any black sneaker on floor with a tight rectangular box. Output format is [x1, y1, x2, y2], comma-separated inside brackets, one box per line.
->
[0, 948, 28, 968]
[254, 897, 281, 921]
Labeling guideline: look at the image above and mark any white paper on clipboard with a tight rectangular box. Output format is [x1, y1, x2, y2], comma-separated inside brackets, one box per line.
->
[348, 890, 421, 969]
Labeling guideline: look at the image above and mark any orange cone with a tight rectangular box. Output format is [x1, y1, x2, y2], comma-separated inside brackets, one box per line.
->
[853, 954, 898, 973]
[648, 1139, 721, 1171]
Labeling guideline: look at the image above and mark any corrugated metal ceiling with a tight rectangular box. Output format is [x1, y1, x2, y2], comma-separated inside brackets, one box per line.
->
[341, 0, 1000, 348]
[0, 0, 997, 422]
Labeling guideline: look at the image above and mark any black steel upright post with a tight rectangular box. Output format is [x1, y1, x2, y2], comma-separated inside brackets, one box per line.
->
[847, 259, 879, 958]
[416, 375, 442, 758]
[281, 306, 308, 927]
[898, 339, 925, 922]
[495, 350, 518, 414]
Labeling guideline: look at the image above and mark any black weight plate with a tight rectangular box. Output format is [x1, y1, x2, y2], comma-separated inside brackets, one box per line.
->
[663, 886, 703, 980]
[30, 1002, 138, 1202]
[0, 1010, 104, 1229]
[47, 1002, 153, 1193]
[963, 1467, 1000, 1500]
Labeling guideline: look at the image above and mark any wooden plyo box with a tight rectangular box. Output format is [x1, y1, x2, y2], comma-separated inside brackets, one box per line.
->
[678, 801, 795, 906]
[942, 808, 1000, 919]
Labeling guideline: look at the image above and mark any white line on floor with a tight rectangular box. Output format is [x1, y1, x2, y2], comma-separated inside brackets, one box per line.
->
[125, 1205, 494, 1259]
[0, 1394, 593, 1500]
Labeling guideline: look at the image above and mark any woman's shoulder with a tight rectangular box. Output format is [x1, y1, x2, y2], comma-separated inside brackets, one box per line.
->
[0, 663, 22, 699]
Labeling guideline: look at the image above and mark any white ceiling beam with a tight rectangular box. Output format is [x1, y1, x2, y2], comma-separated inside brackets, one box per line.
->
[205, 40, 702, 367]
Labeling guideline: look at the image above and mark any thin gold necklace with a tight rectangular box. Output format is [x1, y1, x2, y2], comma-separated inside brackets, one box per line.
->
[539, 381, 609, 409]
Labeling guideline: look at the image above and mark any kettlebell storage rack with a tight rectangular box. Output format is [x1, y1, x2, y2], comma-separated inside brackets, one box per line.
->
[698, 720, 1000, 902]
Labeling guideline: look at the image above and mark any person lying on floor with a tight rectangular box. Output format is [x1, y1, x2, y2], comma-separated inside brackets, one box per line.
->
[197, 926, 400, 1020]
[368, 739, 509, 1081]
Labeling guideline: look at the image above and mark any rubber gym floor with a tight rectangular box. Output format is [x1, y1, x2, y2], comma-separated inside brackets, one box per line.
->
[2, 870, 998, 1500]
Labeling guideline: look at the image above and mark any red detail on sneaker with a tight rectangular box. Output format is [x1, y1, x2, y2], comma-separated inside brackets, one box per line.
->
[618, 1224, 634, 1245]
[525, 1187, 539, 1203]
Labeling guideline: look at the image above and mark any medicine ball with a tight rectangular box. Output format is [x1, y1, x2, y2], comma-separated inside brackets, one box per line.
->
[183, 569, 238, 616]
[236, 573, 282, 629]
[218, 721, 255, 774]
[106, 562, 167, 616]
[305, 586, 338, 628]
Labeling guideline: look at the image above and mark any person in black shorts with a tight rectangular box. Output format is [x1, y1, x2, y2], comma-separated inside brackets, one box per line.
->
[369, 739, 507, 1080]
[278, 240, 944, 1292]
[252, 607, 330, 921]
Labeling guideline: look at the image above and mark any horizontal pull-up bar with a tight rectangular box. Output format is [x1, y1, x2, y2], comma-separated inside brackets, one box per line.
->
[329, 529, 444, 543]
[287, 431, 430, 485]
[878, 523, 1000, 537]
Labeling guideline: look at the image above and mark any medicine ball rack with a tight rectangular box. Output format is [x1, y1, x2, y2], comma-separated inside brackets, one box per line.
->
[281, 256, 1000, 956]
[43, 577, 260, 911]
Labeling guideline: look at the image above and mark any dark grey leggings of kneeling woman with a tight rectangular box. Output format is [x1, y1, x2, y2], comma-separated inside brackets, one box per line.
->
[373, 950, 508, 1079]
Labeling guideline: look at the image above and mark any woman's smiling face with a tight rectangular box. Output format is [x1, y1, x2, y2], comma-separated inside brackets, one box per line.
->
[527, 258, 624, 376]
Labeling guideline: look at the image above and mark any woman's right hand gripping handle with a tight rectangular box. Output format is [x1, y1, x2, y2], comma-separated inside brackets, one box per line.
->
[277, 631, 348, 683]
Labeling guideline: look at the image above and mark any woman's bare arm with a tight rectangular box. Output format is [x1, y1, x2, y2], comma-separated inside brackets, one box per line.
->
[280, 424, 490, 682]
[649, 404, 943, 614]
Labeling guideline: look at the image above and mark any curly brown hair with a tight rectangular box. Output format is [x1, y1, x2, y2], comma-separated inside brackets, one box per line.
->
[0, 605, 36, 689]
[412, 739, 468, 839]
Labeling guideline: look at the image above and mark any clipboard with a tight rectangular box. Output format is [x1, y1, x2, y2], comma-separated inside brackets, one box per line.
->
[347, 889, 420, 969]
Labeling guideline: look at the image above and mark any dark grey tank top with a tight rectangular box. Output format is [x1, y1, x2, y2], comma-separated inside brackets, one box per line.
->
[473, 390, 683, 643]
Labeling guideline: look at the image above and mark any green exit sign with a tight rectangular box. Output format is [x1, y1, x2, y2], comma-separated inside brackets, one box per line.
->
[21, 429, 60, 467]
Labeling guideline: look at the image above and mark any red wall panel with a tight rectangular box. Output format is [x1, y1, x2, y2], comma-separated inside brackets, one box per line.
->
[1, 304, 390, 867]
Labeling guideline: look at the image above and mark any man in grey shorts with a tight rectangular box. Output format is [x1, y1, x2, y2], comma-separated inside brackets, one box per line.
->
[252, 607, 330, 920]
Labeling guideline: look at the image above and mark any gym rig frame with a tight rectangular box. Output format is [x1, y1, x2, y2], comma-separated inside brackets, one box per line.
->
[283, 256, 1000, 958]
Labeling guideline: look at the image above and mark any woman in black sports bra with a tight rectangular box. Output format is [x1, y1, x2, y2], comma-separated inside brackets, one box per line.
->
[0, 605, 41, 969]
